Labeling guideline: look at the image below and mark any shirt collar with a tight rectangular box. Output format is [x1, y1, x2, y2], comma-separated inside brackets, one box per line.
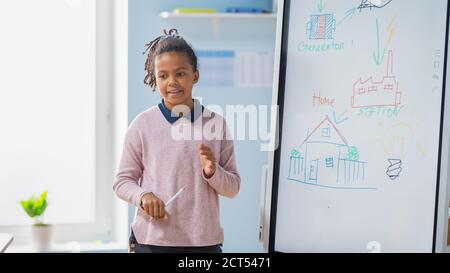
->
[158, 99, 204, 124]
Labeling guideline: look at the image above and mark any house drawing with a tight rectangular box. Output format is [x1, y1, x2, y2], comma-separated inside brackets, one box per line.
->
[351, 50, 402, 108]
[307, 13, 336, 40]
[288, 116, 375, 190]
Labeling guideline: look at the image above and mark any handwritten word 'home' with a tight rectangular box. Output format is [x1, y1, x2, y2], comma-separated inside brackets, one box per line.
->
[313, 92, 335, 107]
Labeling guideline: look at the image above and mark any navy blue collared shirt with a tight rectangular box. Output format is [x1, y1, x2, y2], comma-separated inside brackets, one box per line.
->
[158, 99, 205, 124]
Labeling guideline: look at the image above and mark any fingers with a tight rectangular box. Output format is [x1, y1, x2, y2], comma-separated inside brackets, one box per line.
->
[201, 153, 215, 162]
[144, 202, 166, 221]
[199, 143, 212, 152]
[142, 202, 148, 215]
[159, 202, 166, 219]
[152, 201, 159, 220]
[141, 193, 153, 216]
[141, 193, 166, 220]
[199, 150, 213, 158]
[152, 199, 166, 220]
[199, 143, 211, 154]
[199, 143, 217, 179]
[199, 144, 216, 161]
[142, 201, 154, 218]
[143, 202, 151, 216]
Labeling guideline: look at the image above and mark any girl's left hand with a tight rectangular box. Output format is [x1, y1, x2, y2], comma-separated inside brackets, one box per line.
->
[199, 143, 216, 179]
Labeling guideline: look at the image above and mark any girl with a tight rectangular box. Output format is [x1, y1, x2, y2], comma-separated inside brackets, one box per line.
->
[113, 29, 241, 253]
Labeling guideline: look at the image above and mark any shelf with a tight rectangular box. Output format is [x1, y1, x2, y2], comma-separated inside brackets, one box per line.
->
[159, 12, 277, 39]
[159, 12, 277, 20]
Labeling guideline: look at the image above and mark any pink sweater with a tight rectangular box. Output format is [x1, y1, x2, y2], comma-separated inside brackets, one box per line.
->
[113, 104, 241, 247]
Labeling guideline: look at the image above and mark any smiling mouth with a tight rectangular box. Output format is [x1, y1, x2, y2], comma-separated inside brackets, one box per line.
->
[167, 90, 183, 95]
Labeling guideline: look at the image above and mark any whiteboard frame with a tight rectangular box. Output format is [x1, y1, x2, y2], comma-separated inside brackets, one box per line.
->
[263, 0, 450, 253]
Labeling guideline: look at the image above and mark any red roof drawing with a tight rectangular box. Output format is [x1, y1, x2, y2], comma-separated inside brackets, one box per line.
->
[299, 116, 349, 148]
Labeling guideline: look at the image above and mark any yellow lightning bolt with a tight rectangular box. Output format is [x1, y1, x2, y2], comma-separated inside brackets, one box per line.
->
[416, 143, 427, 157]
[386, 16, 397, 43]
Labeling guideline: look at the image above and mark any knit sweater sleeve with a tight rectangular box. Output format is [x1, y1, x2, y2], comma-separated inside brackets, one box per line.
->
[113, 117, 151, 208]
[202, 121, 241, 198]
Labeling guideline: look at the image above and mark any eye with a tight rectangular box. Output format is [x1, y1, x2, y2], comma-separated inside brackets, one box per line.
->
[176, 71, 186, 77]
[158, 74, 167, 80]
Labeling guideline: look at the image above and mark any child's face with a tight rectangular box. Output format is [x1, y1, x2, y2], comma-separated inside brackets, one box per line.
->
[154, 51, 199, 110]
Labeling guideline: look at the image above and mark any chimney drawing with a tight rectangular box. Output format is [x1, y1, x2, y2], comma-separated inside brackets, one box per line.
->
[386, 50, 393, 76]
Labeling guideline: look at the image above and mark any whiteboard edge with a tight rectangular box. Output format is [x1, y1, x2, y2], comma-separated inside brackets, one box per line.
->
[263, 0, 285, 253]
[263, 0, 450, 253]
[436, 10, 450, 252]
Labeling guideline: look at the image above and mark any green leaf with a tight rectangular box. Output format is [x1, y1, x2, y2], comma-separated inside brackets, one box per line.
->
[20, 190, 49, 220]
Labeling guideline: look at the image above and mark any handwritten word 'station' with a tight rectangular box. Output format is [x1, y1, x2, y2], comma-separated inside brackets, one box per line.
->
[357, 105, 403, 118]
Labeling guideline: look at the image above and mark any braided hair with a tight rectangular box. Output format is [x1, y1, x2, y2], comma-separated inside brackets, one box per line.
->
[143, 29, 198, 91]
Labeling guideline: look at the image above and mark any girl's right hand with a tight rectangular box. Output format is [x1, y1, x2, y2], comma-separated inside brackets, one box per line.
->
[140, 192, 168, 220]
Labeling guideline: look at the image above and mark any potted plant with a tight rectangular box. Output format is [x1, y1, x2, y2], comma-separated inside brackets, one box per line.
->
[20, 190, 52, 251]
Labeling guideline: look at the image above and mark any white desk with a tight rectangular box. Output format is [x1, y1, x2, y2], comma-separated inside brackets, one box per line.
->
[0, 233, 13, 253]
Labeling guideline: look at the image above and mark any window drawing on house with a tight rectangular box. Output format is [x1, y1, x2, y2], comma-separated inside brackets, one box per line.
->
[288, 116, 376, 190]
[307, 13, 336, 40]
[351, 50, 402, 108]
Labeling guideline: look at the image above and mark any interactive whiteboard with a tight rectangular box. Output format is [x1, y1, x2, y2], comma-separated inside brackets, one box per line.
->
[268, 0, 450, 252]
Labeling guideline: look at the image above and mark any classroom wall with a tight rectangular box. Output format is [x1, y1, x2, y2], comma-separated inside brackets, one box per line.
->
[128, 0, 276, 252]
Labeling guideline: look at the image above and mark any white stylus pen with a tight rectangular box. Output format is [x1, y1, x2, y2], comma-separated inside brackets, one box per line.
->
[165, 185, 186, 207]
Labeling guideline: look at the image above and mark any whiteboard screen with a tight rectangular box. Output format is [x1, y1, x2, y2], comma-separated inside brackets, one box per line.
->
[271, 0, 449, 252]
